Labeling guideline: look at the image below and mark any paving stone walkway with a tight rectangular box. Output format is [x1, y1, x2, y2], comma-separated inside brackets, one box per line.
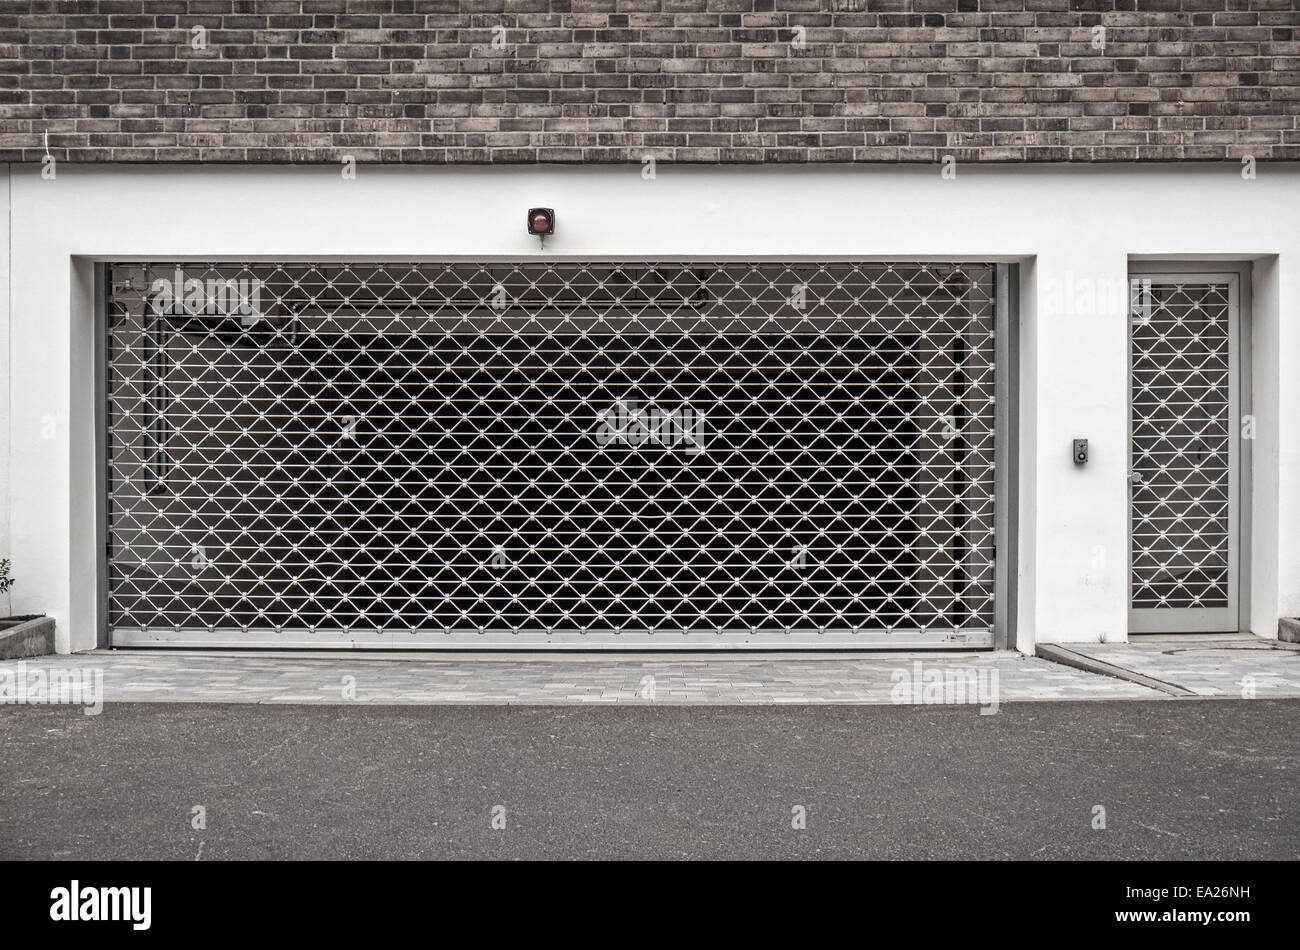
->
[0, 649, 1162, 705]
[1057, 636, 1300, 698]
[5, 637, 1295, 706]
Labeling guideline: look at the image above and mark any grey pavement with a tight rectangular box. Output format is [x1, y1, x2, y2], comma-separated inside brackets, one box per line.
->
[0, 648, 1164, 705]
[1, 699, 1295, 859]
[4, 636, 1297, 706]
[1056, 635, 1300, 698]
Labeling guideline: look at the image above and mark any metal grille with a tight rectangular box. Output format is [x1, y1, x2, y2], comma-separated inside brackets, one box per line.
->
[105, 262, 998, 648]
[1130, 279, 1232, 609]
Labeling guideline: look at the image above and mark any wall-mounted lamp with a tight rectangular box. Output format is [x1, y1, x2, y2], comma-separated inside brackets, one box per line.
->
[528, 208, 554, 248]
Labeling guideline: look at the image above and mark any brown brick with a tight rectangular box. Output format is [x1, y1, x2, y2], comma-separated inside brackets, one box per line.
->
[0, 0, 1292, 163]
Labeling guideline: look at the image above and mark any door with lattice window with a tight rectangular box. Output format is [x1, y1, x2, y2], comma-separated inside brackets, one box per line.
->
[1128, 270, 1245, 633]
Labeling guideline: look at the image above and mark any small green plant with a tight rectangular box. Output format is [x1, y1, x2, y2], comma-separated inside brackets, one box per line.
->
[0, 558, 14, 595]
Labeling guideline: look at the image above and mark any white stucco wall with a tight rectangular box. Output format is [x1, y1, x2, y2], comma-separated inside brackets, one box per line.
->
[2, 162, 1296, 653]
[0, 165, 8, 619]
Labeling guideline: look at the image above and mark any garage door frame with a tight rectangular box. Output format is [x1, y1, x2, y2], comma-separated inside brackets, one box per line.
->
[94, 260, 1019, 651]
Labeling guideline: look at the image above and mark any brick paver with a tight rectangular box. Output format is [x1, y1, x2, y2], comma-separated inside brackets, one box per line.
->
[1059, 636, 1300, 699]
[0, 650, 1162, 706]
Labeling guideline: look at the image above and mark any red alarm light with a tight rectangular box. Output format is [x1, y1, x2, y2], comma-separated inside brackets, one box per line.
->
[527, 208, 554, 235]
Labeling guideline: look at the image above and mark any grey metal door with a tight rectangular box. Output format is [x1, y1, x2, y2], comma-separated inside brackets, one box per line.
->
[103, 262, 1004, 649]
[1128, 271, 1243, 633]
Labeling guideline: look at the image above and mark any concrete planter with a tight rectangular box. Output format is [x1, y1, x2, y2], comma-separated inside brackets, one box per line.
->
[1280, 618, 1300, 644]
[0, 615, 55, 659]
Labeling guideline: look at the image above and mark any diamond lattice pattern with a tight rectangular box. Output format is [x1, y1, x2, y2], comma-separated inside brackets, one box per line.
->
[1130, 280, 1232, 609]
[105, 262, 998, 641]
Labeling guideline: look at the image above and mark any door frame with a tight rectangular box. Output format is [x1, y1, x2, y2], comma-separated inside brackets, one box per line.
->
[95, 259, 1019, 650]
[1127, 261, 1252, 635]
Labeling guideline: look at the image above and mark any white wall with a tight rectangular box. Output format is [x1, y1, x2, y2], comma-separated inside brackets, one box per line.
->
[0, 165, 8, 617]
[5, 163, 1297, 652]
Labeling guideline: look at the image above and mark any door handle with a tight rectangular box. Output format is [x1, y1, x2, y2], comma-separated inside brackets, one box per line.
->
[1129, 471, 1144, 485]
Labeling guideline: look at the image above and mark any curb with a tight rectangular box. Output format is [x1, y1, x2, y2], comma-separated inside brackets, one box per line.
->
[0, 616, 56, 660]
[1035, 643, 1195, 697]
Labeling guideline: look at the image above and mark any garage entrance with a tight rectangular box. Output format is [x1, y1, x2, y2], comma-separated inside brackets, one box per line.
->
[101, 262, 1009, 649]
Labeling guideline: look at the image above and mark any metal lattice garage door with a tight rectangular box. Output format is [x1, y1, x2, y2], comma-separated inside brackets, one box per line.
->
[103, 262, 1004, 649]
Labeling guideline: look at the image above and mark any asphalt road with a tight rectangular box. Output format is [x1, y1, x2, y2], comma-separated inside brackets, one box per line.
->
[1, 700, 1296, 860]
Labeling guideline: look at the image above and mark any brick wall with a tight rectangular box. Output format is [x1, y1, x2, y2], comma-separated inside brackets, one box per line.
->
[1, 0, 1297, 164]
